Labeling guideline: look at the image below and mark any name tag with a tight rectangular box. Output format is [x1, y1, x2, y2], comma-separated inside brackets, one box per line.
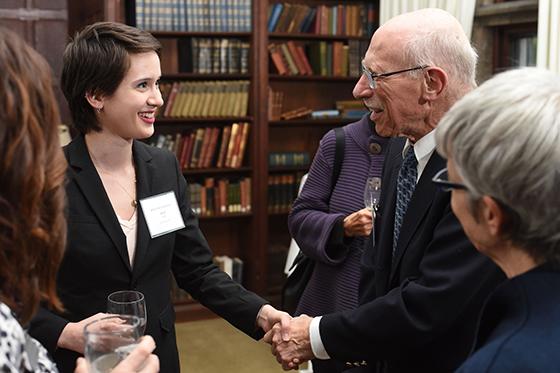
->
[139, 191, 185, 238]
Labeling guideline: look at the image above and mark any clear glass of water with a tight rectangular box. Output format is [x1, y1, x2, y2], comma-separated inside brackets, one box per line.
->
[107, 290, 147, 335]
[84, 315, 141, 373]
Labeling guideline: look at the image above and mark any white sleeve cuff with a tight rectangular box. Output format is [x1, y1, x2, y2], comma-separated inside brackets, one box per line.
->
[309, 316, 330, 360]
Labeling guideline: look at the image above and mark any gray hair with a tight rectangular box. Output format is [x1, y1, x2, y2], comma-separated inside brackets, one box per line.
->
[399, 9, 478, 94]
[436, 67, 560, 263]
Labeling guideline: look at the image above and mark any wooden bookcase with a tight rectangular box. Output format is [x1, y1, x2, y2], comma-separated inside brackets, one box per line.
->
[68, 0, 378, 320]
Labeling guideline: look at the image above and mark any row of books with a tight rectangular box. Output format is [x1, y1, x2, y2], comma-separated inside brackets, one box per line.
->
[268, 87, 284, 120]
[159, 80, 250, 118]
[267, 3, 376, 37]
[177, 38, 250, 74]
[214, 255, 244, 284]
[148, 123, 250, 170]
[170, 255, 244, 301]
[269, 152, 310, 167]
[190, 177, 252, 216]
[269, 40, 368, 77]
[268, 173, 304, 213]
[132, 0, 251, 32]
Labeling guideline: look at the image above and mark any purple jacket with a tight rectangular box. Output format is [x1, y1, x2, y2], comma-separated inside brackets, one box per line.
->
[288, 115, 388, 316]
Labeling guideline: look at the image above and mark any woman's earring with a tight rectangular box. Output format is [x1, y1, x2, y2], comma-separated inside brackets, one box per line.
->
[96, 106, 103, 113]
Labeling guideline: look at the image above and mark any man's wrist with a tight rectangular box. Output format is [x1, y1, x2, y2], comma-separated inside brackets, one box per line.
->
[309, 316, 330, 360]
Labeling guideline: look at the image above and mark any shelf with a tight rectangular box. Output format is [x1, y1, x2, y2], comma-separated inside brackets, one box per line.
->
[197, 212, 253, 220]
[156, 117, 253, 124]
[269, 166, 309, 173]
[174, 300, 217, 322]
[269, 32, 370, 41]
[162, 73, 251, 80]
[147, 31, 252, 38]
[269, 74, 359, 82]
[183, 167, 252, 175]
[268, 210, 291, 216]
[269, 118, 356, 127]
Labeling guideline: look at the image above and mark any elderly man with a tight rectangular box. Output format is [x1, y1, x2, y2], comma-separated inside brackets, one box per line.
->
[435, 67, 560, 372]
[267, 8, 504, 373]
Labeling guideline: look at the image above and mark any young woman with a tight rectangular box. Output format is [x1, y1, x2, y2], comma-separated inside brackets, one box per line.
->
[0, 28, 158, 373]
[28, 22, 289, 373]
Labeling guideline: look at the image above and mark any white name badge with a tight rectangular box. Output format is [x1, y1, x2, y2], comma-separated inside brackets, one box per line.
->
[139, 191, 186, 238]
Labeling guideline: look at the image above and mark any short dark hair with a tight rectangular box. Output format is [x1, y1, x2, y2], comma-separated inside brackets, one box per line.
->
[61, 22, 161, 134]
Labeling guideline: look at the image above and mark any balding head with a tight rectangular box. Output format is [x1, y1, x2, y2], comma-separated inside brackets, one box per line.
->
[375, 8, 477, 96]
[355, 8, 478, 141]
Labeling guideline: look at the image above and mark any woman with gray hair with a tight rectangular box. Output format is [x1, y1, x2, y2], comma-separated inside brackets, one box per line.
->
[433, 67, 560, 372]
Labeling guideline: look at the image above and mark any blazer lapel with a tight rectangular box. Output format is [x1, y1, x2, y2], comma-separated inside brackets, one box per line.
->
[375, 137, 404, 293]
[66, 136, 131, 272]
[390, 153, 446, 282]
[131, 141, 154, 279]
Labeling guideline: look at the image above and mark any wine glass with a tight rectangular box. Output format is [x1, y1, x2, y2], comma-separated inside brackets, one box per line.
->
[84, 314, 141, 373]
[364, 177, 382, 245]
[364, 177, 382, 215]
[107, 290, 147, 335]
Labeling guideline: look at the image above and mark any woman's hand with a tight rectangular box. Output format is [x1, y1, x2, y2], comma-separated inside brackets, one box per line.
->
[58, 313, 107, 353]
[343, 208, 373, 237]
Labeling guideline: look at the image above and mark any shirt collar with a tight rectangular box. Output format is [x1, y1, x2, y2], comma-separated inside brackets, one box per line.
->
[402, 129, 436, 162]
[402, 130, 437, 180]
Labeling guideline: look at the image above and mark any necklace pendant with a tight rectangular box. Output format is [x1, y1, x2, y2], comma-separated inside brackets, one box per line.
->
[132, 200, 137, 208]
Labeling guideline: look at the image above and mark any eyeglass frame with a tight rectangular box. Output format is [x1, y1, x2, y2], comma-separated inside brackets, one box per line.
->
[361, 64, 429, 89]
[432, 168, 468, 192]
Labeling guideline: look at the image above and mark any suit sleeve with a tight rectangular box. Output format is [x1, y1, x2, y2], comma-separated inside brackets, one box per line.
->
[168, 154, 267, 339]
[28, 306, 69, 355]
[319, 199, 500, 362]
[288, 130, 348, 264]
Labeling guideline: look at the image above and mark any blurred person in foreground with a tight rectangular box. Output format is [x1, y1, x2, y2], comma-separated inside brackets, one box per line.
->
[0, 27, 158, 373]
[27, 21, 290, 373]
[435, 67, 560, 372]
[267, 8, 504, 372]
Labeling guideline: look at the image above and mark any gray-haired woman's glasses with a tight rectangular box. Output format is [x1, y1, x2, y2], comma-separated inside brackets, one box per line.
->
[432, 168, 468, 192]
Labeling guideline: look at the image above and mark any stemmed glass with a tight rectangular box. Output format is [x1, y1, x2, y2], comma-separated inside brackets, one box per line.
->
[84, 314, 141, 373]
[107, 290, 147, 335]
[363, 177, 382, 245]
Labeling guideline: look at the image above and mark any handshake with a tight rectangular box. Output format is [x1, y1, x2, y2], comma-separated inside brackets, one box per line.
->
[257, 305, 316, 370]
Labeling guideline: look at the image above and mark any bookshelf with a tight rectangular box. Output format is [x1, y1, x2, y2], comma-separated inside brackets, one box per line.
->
[68, 0, 378, 320]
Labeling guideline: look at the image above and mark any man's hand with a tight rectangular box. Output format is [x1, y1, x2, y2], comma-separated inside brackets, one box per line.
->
[58, 313, 107, 353]
[74, 335, 159, 373]
[343, 208, 373, 237]
[257, 304, 292, 340]
[264, 314, 314, 370]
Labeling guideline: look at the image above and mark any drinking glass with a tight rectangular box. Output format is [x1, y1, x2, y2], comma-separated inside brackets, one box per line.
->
[363, 177, 382, 215]
[363, 177, 382, 245]
[84, 315, 141, 373]
[107, 290, 147, 335]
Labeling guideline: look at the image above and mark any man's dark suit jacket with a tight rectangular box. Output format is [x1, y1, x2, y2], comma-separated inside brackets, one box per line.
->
[320, 137, 505, 372]
[29, 135, 267, 372]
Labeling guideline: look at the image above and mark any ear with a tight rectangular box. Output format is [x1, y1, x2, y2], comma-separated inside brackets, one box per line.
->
[422, 67, 448, 100]
[85, 91, 104, 111]
[480, 196, 505, 237]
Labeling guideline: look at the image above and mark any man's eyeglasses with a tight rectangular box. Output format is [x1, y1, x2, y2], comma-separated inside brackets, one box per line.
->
[361, 64, 428, 89]
[432, 168, 468, 192]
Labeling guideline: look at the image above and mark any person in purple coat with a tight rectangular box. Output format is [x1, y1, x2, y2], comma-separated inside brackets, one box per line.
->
[288, 113, 388, 373]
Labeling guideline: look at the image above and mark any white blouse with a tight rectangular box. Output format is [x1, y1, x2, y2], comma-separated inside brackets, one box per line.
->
[117, 209, 138, 266]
